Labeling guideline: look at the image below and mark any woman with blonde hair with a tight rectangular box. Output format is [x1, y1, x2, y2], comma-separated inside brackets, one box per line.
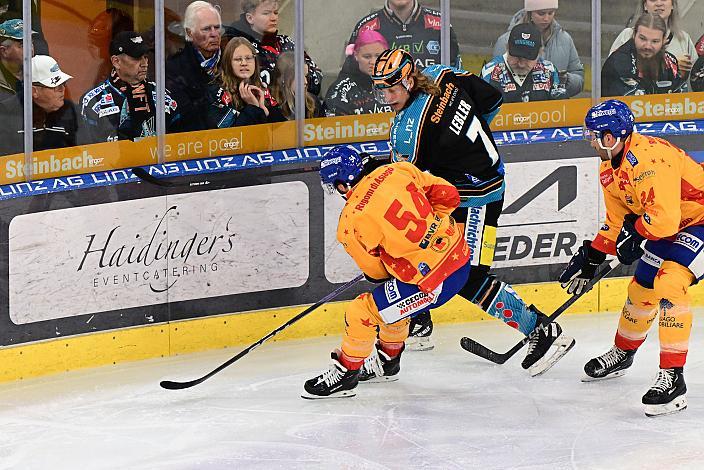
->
[269, 51, 323, 120]
[207, 36, 284, 128]
[609, 0, 697, 74]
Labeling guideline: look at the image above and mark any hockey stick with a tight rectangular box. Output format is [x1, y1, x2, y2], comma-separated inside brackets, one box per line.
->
[160, 274, 365, 390]
[460, 258, 620, 364]
[132, 167, 213, 188]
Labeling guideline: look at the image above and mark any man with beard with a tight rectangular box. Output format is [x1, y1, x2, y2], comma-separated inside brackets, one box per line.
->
[481, 23, 566, 102]
[80, 31, 180, 143]
[166, 1, 222, 131]
[601, 12, 686, 96]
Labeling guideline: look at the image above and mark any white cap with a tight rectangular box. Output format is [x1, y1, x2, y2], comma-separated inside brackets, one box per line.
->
[31, 55, 72, 87]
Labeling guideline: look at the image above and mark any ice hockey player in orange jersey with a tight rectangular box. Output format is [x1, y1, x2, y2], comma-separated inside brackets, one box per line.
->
[560, 99, 704, 416]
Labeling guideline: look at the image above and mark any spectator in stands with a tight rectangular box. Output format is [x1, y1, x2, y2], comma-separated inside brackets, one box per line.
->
[691, 56, 704, 92]
[207, 37, 284, 128]
[696, 33, 704, 57]
[0, 55, 84, 155]
[493, 0, 583, 97]
[324, 30, 392, 116]
[87, 8, 135, 87]
[0, 19, 33, 98]
[602, 13, 687, 96]
[609, 0, 696, 76]
[80, 31, 180, 143]
[0, 0, 49, 54]
[481, 23, 567, 103]
[269, 51, 324, 120]
[346, 1, 460, 70]
[144, 8, 187, 81]
[166, 1, 222, 132]
[227, 0, 323, 95]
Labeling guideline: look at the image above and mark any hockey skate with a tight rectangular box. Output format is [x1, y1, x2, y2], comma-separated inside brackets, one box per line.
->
[301, 351, 360, 399]
[642, 368, 687, 417]
[522, 308, 575, 377]
[406, 311, 434, 351]
[359, 343, 404, 383]
[582, 346, 636, 382]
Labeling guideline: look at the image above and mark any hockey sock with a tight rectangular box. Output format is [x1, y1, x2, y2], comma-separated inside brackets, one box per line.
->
[614, 279, 658, 351]
[654, 261, 694, 369]
[338, 351, 364, 371]
[473, 278, 536, 335]
[379, 341, 404, 358]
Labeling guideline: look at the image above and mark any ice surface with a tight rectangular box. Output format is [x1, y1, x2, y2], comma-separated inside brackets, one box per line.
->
[1, 312, 703, 470]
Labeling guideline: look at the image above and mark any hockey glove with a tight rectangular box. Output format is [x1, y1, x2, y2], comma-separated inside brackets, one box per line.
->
[559, 240, 607, 295]
[616, 214, 645, 265]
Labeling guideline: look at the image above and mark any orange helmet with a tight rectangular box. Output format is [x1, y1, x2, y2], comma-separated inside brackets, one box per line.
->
[371, 49, 414, 89]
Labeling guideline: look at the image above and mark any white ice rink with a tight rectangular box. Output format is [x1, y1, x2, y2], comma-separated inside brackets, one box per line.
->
[2, 312, 704, 470]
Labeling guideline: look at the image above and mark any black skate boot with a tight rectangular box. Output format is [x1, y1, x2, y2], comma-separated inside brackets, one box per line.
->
[301, 351, 360, 399]
[359, 343, 404, 383]
[521, 308, 576, 376]
[407, 311, 434, 351]
[642, 367, 687, 417]
[582, 346, 636, 382]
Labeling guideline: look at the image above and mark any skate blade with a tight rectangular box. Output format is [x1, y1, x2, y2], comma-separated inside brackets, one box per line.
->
[359, 375, 400, 384]
[581, 370, 627, 382]
[644, 395, 687, 417]
[529, 335, 576, 377]
[405, 337, 434, 351]
[300, 389, 356, 400]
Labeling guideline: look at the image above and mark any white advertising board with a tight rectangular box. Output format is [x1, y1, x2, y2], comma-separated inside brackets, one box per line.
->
[9, 182, 309, 324]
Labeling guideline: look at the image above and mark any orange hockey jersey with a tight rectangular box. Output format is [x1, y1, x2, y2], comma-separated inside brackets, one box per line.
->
[592, 132, 704, 255]
[338, 161, 470, 293]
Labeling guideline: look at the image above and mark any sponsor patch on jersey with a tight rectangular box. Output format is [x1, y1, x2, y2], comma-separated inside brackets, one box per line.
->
[625, 195, 634, 206]
[504, 83, 517, 92]
[92, 102, 101, 114]
[360, 17, 380, 32]
[418, 262, 430, 276]
[99, 106, 120, 117]
[430, 236, 449, 253]
[626, 151, 639, 167]
[600, 168, 614, 187]
[100, 93, 114, 105]
[675, 233, 703, 252]
[642, 248, 664, 268]
[385, 279, 400, 303]
[634, 170, 656, 183]
[426, 40, 440, 55]
[424, 13, 441, 30]
[600, 223, 609, 231]
[643, 213, 652, 224]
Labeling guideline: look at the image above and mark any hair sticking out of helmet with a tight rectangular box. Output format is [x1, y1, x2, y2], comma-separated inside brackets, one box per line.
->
[584, 99, 635, 154]
[371, 49, 415, 90]
[319, 146, 365, 195]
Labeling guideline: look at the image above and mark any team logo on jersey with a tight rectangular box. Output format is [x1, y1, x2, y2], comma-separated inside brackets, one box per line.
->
[430, 236, 448, 253]
[626, 151, 639, 167]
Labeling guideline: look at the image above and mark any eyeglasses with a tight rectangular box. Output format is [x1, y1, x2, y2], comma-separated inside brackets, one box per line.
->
[232, 55, 255, 64]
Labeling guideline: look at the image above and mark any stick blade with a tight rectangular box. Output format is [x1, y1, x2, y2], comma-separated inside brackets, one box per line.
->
[160, 379, 201, 390]
[460, 337, 510, 364]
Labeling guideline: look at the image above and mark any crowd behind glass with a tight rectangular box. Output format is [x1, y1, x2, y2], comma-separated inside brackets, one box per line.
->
[0, 0, 703, 158]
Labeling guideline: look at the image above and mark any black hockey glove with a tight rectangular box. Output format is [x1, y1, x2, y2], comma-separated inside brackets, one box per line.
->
[559, 240, 607, 295]
[616, 214, 645, 265]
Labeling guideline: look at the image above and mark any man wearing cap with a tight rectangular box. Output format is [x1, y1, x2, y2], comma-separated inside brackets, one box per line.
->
[0, 55, 84, 156]
[80, 31, 180, 143]
[0, 19, 33, 98]
[481, 23, 566, 103]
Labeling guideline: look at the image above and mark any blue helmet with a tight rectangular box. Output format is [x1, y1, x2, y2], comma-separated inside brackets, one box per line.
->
[584, 99, 635, 140]
[320, 145, 364, 192]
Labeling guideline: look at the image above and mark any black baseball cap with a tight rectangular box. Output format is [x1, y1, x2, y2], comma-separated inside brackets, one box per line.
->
[110, 31, 149, 58]
[508, 23, 541, 60]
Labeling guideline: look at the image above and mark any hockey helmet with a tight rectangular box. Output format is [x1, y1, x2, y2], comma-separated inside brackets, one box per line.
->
[584, 99, 635, 141]
[320, 145, 364, 193]
[371, 48, 415, 89]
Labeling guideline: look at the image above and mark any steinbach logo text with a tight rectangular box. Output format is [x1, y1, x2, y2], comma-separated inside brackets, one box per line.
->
[77, 205, 236, 292]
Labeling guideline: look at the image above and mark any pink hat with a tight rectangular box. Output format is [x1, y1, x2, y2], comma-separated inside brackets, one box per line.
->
[525, 0, 558, 11]
[345, 30, 389, 56]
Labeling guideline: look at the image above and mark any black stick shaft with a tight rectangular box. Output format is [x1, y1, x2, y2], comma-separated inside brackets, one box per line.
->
[460, 259, 620, 364]
[160, 274, 365, 390]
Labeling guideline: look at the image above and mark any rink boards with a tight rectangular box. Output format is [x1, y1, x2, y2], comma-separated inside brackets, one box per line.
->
[1, 131, 703, 382]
